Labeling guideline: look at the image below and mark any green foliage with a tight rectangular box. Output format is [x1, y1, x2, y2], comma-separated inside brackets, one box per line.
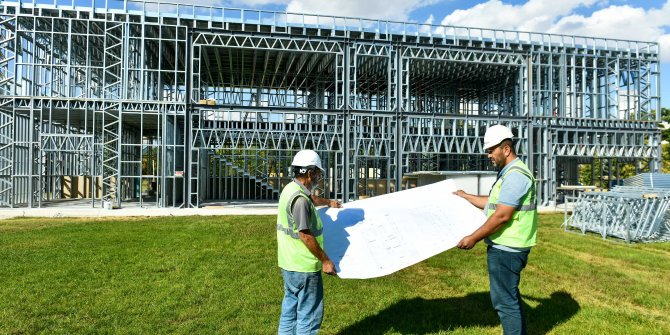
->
[662, 143, 670, 174]
[660, 108, 670, 173]
[578, 160, 594, 187]
[659, 107, 670, 143]
[578, 157, 638, 188]
[1, 215, 670, 334]
[582, 108, 670, 184]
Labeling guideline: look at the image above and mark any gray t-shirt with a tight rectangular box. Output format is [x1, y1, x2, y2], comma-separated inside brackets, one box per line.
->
[291, 179, 313, 232]
[485, 158, 533, 252]
[496, 158, 532, 208]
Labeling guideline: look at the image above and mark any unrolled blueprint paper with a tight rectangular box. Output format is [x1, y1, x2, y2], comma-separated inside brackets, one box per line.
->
[320, 179, 486, 279]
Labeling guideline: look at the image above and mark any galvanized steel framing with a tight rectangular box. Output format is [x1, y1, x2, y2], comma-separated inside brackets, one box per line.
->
[0, 0, 662, 208]
[564, 186, 670, 242]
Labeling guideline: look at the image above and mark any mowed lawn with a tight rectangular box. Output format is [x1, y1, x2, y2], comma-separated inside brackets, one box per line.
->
[1, 214, 669, 334]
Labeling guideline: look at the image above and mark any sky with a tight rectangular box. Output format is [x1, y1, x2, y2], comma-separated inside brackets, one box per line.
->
[178, 0, 670, 108]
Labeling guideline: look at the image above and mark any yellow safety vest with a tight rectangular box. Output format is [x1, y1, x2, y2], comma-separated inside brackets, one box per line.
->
[276, 181, 324, 272]
[486, 160, 538, 248]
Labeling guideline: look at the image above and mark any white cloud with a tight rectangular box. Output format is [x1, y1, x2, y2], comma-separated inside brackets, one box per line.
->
[229, 0, 290, 6]
[660, 35, 670, 63]
[285, 0, 437, 22]
[134, 0, 226, 13]
[419, 14, 435, 34]
[439, 0, 670, 62]
[547, 5, 667, 40]
[439, 0, 600, 32]
[547, 2, 670, 62]
[145, 0, 288, 9]
[424, 14, 435, 25]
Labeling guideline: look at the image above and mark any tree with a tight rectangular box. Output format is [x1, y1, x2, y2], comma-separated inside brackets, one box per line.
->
[577, 108, 670, 186]
[662, 143, 670, 174]
[659, 108, 670, 143]
[578, 156, 641, 188]
[659, 108, 670, 173]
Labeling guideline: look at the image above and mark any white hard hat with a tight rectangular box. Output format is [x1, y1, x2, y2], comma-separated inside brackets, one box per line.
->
[291, 149, 324, 171]
[483, 125, 514, 150]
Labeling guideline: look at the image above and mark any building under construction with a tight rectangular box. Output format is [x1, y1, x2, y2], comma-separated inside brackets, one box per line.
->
[0, 0, 662, 208]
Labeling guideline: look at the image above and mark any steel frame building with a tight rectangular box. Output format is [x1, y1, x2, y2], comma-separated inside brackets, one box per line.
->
[0, 0, 662, 208]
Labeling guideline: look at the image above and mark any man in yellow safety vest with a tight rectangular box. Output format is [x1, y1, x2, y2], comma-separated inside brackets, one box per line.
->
[453, 124, 538, 335]
[276, 149, 342, 335]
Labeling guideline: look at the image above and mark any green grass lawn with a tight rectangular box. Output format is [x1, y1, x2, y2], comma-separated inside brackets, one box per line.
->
[1, 214, 669, 334]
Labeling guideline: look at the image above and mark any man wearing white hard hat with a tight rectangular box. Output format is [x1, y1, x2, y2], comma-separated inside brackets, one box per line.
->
[276, 149, 342, 335]
[453, 125, 538, 335]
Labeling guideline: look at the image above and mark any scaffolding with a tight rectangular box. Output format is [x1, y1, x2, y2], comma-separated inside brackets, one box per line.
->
[0, 0, 662, 208]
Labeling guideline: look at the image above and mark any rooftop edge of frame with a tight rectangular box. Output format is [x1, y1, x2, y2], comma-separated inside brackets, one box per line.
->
[1, 0, 660, 54]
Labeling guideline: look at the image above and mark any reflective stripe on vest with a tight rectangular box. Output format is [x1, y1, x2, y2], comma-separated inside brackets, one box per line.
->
[486, 160, 538, 248]
[276, 223, 299, 239]
[277, 190, 323, 239]
[487, 166, 537, 211]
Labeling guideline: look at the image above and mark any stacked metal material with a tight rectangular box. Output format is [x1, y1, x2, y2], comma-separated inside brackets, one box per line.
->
[564, 186, 670, 243]
[623, 173, 670, 188]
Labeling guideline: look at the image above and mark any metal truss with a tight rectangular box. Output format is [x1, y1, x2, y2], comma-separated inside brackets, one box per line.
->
[99, 21, 125, 206]
[0, 14, 15, 207]
[401, 47, 525, 65]
[192, 33, 344, 54]
[551, 129, 658, 157]
[0, 14, 15, 96]
[0, 98, 14, 207]
[0, 0, 662, 208]
[565, 186, 670, 242]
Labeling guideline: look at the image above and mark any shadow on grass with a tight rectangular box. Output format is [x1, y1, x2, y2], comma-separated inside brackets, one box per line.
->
[337, 291, 579, 334]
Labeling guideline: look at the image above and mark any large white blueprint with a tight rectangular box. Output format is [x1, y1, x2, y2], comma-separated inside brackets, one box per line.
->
[320, 179, 486, 279]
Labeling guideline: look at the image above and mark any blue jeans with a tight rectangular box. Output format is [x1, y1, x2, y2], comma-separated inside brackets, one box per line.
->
[487, 246, 529, 335]
[278, 269, 324, 335]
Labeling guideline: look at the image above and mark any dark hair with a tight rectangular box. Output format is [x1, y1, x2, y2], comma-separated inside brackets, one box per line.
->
[292, 166, 318, 178]
[500, 139, 516, 154]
